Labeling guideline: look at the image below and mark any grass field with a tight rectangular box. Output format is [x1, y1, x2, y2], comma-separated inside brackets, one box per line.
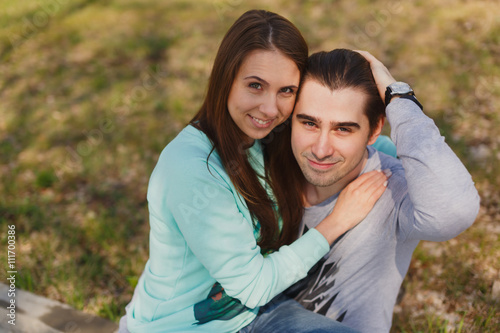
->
[1, 0, 499, 331]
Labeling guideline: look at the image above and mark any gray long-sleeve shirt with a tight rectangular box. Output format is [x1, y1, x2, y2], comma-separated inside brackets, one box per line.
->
[288, 98, 480, 333]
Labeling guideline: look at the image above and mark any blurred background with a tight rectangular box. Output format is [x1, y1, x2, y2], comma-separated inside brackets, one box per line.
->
[0, 0, 499, 331]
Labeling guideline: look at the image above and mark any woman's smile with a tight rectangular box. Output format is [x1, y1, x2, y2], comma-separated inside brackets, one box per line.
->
[227, 49, 300, 141]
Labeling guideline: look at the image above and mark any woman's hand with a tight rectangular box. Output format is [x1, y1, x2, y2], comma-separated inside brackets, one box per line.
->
[315, 170, 390, 245]
[355, 50, 396, 101]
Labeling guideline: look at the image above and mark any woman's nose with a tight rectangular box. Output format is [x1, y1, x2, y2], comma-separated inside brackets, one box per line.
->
[259, 95, 279, 118]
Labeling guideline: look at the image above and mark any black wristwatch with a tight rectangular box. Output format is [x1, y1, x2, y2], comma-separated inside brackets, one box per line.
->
[385, 81, 423, 110]
[385, 82, 414, 105]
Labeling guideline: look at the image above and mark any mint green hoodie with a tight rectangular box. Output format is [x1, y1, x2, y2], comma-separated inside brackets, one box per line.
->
[127, 125, 331, 332]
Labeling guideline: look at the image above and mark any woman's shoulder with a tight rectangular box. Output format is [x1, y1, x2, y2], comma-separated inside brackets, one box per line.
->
[154, 125, 225, 179]
[147, 126, 233, 215]
[166, 124, 210, 149]
[161, 125, 216, 160]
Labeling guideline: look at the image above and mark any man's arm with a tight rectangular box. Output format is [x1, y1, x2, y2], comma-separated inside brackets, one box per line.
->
[387, 97, 480, 240]
[358, 50, 480, 241]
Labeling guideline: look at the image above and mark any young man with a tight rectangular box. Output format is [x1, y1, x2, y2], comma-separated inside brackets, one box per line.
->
[282, 49, 480, 332]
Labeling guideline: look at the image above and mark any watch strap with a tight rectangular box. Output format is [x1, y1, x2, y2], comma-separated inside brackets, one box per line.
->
[385, 89, 415, 106]
[399, 94, 423, 110]
[384, 88, 393, 107]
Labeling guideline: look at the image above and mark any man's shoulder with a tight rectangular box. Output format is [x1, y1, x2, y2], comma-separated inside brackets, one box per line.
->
[366, 147, 407, 188]
[366, 146, 403, 172]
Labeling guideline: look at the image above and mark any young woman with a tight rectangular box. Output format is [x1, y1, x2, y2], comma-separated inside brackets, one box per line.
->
[123, 10, 388, 333]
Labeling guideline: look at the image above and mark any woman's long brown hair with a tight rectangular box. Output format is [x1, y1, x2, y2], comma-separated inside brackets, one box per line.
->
[190, 10, 308, 252]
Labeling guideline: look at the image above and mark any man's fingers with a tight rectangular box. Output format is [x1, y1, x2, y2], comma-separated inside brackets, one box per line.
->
[354, 50, 378, 64]
[354, 50, 386, 69]
[354, 50, 397, 100]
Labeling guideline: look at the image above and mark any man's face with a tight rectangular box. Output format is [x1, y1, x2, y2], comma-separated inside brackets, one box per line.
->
[291, 79, 380, 189]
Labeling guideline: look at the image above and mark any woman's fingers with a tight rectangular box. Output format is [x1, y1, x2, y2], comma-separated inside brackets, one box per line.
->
[361, 170, 391, 205]
[335, 170, 390, 218]
[339, 169, 390, 213]
[345, 169, 389, 191]
[318, 169, 391, 244]
[360, 169, 390, 192]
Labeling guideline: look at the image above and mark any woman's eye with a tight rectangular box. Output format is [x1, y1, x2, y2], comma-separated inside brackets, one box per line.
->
[280, 87, 294, 94]
[249, 82, 262, 89]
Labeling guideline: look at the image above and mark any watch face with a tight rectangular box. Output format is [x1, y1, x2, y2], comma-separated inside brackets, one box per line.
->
[389, 82, 412, 94]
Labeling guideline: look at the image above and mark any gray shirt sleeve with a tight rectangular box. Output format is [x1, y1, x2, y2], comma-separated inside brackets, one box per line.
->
[387, 98, 480, 241]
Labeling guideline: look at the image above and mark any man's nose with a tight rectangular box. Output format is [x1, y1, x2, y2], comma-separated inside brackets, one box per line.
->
[311, 132, 334, 160]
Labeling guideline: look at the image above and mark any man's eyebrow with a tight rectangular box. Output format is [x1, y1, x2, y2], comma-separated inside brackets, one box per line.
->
[296, 114, 361, 129]
[333, 121, 360, 129]
[296, 114, 320, 123]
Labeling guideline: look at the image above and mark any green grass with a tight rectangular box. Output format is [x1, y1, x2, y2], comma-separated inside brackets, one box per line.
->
[0, 0, 499, 331]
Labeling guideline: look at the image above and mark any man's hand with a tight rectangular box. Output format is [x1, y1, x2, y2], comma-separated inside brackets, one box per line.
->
[355, 50, 396, 102]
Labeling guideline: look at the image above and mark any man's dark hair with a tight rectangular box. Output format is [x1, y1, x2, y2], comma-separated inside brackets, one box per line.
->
[299, 49, 385, 134]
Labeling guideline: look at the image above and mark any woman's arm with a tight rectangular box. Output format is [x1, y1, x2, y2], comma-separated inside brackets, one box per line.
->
[154, 142, 387, 308]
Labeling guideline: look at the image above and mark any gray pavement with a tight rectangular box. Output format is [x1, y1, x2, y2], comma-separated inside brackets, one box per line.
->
[0, 283, 118, 333]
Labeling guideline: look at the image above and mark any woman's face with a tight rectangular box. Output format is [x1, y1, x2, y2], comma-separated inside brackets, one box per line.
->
[227, 50, 300, 141]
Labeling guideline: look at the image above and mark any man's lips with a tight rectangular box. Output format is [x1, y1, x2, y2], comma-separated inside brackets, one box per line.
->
[308, 159, 338, 170]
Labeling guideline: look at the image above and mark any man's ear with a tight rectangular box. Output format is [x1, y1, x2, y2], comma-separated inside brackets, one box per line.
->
[367, 117, 385, 145]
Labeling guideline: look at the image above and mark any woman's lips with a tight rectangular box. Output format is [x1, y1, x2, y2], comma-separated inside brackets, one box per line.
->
[249, 115, 274, 128]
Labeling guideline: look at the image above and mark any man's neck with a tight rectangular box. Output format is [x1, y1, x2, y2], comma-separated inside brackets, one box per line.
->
[303, 148, 369, 207]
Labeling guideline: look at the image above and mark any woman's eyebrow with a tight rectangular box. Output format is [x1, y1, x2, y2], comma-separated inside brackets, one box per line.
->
[244, 76, 269, 86]
[244, 76, 298, 89]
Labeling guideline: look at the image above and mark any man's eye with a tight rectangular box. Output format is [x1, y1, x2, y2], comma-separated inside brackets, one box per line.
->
[304, 121, 315, 127]
[338, 127, 351, 132]
[249, 83, 262, 89]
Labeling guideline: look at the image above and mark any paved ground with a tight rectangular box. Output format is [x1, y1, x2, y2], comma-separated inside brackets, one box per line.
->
[0, 283, 118, 333]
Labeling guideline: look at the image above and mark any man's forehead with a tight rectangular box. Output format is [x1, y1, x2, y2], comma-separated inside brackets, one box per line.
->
[295, 79, 370, 125]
